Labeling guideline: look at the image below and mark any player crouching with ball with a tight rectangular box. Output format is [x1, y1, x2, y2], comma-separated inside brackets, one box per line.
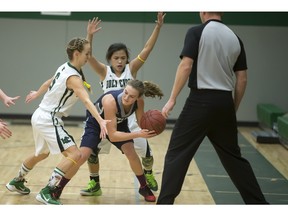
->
[55, 79, 164, 202]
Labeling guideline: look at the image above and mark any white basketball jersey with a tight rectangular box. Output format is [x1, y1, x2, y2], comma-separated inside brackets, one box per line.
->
[100, 64, 134, 93]
[39, 62, 82, 117]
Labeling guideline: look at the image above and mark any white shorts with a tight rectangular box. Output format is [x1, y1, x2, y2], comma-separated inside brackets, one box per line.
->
[98, 113, 152, 158]
[31, 108, 76, 156]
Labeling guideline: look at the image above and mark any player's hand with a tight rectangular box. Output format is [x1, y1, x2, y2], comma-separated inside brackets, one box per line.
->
[0, 120, 12, 139]
[99, 119, 111, 140]
[25, 91, 38, 103]
[3, 95, 20, 107]
[139, 129, 157, 138]
[87, 17, 102, 35]
[156, 12, 166, 27]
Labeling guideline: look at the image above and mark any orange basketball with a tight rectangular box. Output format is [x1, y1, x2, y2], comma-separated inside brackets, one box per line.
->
[140, 109, 166, 135]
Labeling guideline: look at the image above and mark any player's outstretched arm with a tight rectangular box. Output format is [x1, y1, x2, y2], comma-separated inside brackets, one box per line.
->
[25, 77, 53, 104]
[130, 12, 166, 77]
[86, 17, 106, 80]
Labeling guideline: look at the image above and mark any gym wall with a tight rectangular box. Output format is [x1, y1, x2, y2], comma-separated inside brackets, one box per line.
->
[1, 12, 288, 123]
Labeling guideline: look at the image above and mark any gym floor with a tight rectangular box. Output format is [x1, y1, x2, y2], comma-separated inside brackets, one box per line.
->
[0, 124, 287, 214]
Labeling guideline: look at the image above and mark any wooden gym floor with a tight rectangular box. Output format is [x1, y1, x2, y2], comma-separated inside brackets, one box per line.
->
[0, 123, 288, 206]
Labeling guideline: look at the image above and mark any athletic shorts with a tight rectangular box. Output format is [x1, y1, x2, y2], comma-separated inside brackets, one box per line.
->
[31, 108, 76, 156]
[99, 113, 152, 158]
[80, 115, 133, 155]
[98, 113, 151, 157]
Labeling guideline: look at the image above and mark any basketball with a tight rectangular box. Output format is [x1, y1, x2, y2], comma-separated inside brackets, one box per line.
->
[140, 109, 166, 135]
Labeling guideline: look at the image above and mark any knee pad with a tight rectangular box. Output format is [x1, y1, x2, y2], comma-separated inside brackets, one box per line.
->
[142, 156, 154, 170]
[88, 153, 99, 164]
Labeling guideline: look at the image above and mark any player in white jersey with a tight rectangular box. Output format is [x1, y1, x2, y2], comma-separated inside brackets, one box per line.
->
[6, 37, 110, 205]
[79, 12, 166, 196]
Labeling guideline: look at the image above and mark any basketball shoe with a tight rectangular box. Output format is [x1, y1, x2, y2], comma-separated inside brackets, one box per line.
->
[139, 185, 156, 202]
[144, 172, 158, 191]
[36, 185, 62, 205]
[51, 186, 63, 200]
[80, 179, 102, 196]
[6, 178, 30, 195]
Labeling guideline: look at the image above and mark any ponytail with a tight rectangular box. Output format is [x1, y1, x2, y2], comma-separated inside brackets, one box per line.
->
[126, 79, 163, 99]
[79, 69, 92, 93]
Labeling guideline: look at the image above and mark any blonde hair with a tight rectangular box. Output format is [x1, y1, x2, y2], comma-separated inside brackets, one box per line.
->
[66, 37, 89, 60]
[66, 37, 92, 93]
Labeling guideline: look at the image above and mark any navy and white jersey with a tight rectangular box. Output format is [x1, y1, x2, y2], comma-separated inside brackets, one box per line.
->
[92, 89, 138, 124]
[181, 19, 247, 91]
[100, 64, 133, 93]
[39, 62, 82, 117]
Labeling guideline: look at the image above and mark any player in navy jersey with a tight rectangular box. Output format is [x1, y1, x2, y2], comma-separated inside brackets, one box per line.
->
[55, 79, 164, 202]
[79, 12, 166, 196]
[157, 12, 268, 204]
[6, 37, 110, 205]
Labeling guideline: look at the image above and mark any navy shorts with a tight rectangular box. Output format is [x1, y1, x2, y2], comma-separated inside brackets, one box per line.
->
[80, 116, 134, 154]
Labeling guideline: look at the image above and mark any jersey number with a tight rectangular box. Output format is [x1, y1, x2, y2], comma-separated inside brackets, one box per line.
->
[49, 72, 61, 91]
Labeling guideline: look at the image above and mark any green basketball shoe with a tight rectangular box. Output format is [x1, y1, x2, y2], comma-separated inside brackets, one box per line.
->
[145, 172, 158, 191]
[36, 186, 62, 205]
[6, 178, 30, 195]
[80, 179, 102, 196]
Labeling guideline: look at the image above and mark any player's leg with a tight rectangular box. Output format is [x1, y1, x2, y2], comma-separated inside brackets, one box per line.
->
[138, 140, 158, 191]
[54, 116, 102, 199]
[33, 110, 84, 205]
[80, 148, 102, 196]
[37, 145, 81, 205]
[80, 138, 112, 196]
[6, 108, 50, 195]
[120, 141, 156, 202]
[128, 114, 158, 191]
[6, 153, 49, 194]
[52, 146, 96, 200]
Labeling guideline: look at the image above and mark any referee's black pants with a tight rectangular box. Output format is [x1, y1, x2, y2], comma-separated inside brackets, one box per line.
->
[157, 89, 268, 204]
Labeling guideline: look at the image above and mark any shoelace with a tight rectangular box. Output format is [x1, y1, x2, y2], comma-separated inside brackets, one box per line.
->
[146, 175, 157, 186]
[87, 181, 95, 189]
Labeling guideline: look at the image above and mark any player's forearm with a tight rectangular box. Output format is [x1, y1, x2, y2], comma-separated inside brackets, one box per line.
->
[85, 99, 104, 124]
[0, 89, 8, 101]
[142, 24, 161, 57]
[35, 79, 52, 97]
[108, 131, 141, 142]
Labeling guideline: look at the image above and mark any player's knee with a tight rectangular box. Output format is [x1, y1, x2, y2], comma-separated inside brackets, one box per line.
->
[63, 146, 81, 162]
[73, 150, 82, 162]
[35, 152, 50, 161]
[88, 153, 99, 164]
